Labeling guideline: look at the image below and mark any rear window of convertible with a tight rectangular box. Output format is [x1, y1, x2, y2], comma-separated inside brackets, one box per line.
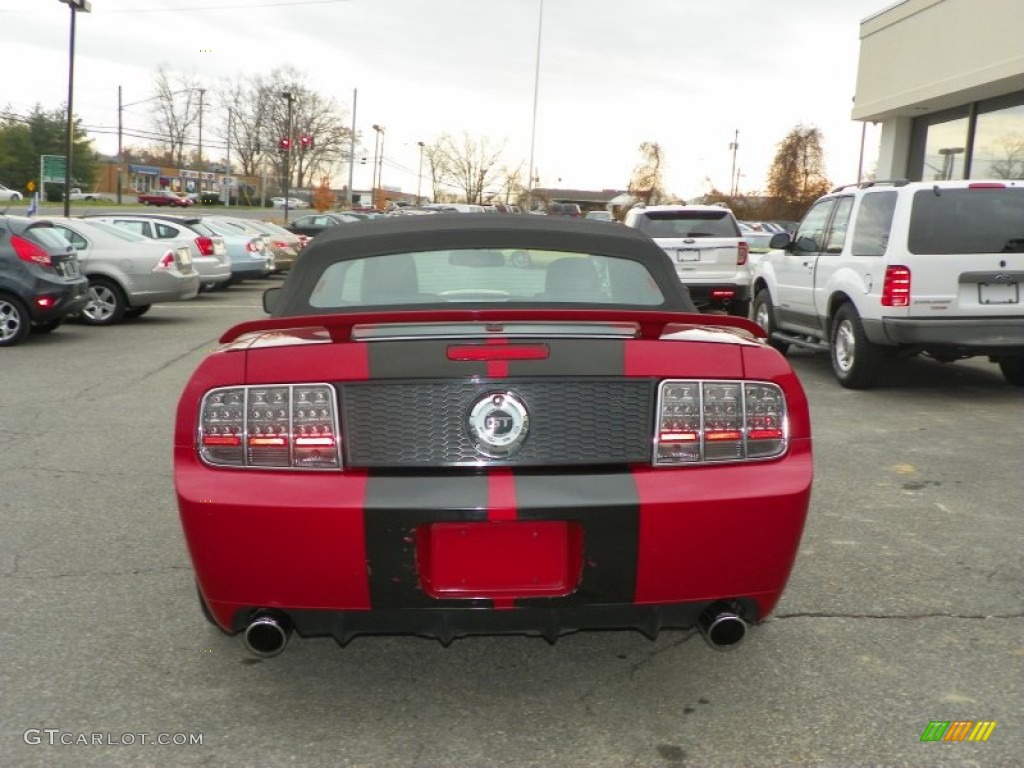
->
[308, 248, 666, 308]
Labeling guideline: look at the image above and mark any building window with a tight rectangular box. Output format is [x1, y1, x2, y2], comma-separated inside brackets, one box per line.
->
[970, 102, 1024, 179]
[910, 92, 1024, 181]
[919, 114, 969, 181]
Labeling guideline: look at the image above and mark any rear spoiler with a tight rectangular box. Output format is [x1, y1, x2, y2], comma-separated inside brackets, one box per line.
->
[220, 309, 767, 344]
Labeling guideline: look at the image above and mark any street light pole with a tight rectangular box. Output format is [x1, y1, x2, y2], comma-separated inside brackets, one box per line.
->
[347, 87, 357, 209]
[729, 129, 739, 197]
[59, 0, 91, 217]
[417, 141, 425, 203]
[526, 0, 544, 213]
[371, 124, 384, 209]
[281, 90, 295, 222]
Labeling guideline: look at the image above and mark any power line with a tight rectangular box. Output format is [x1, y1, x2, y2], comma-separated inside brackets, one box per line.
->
[0, 0, 350, 12]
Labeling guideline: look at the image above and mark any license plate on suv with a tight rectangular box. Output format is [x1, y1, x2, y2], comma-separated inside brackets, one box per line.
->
[676, 249, 700, 262]
[978, 282, 1019, 304]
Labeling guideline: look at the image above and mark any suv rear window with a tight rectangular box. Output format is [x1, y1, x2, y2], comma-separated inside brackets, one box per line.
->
[908, 187, 1024, 254]
[636, 210, 740, 238]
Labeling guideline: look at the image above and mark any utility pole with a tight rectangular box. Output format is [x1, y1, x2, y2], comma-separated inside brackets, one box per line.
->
[224, 107, 232, 208]
[197, 88, 206, 201]
[117, 84, 123, 204]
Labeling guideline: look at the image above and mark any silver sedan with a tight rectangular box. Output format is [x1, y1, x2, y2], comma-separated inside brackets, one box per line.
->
[42, 217, 200, 325]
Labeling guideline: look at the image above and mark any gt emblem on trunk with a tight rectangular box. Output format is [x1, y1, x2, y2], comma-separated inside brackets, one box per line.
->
[468, 391, 530, 458]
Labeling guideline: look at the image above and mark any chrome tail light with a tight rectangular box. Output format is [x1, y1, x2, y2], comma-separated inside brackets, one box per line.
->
[198, 384, 341, 470]
[654, 380, 788, 465]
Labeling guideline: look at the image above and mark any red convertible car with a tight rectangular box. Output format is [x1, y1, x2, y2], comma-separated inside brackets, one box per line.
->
[174, 214, 812, 657]
[137, 190, 193, 207]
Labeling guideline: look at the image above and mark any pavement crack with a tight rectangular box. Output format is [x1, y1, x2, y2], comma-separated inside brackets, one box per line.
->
[2, 565, 193, 580]
[629, 630, 699, 678]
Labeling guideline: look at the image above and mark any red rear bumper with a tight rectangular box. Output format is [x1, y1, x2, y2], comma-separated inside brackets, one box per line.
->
[175, 439, 811, 640]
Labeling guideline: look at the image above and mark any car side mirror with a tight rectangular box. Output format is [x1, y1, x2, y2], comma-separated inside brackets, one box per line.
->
[262, 287, 281, 314]
[768, 232, 791, 250]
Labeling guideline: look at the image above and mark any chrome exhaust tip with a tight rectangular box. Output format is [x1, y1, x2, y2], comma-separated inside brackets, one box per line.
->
[243, 614, 291, 658]
[698, 604, 748, 651]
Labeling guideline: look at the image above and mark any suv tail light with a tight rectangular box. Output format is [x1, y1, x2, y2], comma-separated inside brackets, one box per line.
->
[737, 240, 749, 266]
[198, 384, 341, 470]
[881, 265, 911, 307]
[195, 236, 215, 256]
[654, 380, 788, 465]
[153, 250, 175, 271]
[11, 235, 53, 267]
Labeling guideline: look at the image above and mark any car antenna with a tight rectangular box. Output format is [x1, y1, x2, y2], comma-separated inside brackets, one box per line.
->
[932, 185, 942, 196]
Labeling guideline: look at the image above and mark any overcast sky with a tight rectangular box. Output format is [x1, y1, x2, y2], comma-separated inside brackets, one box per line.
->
[1, 0, 890, 199]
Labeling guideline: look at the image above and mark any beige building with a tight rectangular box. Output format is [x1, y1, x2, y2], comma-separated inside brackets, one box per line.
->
[853, 0, 1024, 181]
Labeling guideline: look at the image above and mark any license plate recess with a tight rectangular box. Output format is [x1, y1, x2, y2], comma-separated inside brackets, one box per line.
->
[417, 521, 583, 599]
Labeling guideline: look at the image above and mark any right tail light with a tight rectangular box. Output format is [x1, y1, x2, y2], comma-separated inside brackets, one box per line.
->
[195, 236, 215, 256]
[655, 380, 788, 465]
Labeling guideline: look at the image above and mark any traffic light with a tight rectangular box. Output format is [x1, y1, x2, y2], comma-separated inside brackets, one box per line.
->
[300, 134, 314, 150]
[279, 137, 291, 151]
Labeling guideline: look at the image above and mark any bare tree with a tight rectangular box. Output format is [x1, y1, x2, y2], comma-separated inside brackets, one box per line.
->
[216, 75, 271, 178]
[766, 125, 831, 218]
[423, 143, 450, 202]
[432, 132, 506, 204]
[149, 66, 202, 167]
[254, 67, 351, 193]
[989, 134, 1024, 179]
[499, 163, 525, 205]
[628, 141, 667, 205]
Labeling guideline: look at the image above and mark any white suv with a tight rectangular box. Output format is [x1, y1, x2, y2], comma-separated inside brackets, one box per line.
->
[750, 179, 1024, 388]
[623, 204, 750, 316]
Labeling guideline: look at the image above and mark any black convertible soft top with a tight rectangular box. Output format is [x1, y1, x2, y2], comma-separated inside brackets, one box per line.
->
[272, 213, 697, 316]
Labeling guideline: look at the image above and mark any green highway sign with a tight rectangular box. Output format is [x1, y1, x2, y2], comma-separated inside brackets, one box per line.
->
[41, 155, 67, 183]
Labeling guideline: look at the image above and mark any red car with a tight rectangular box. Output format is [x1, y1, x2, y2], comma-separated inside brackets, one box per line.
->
[137, 190, 193, 207]
[174, 215, 812, 657]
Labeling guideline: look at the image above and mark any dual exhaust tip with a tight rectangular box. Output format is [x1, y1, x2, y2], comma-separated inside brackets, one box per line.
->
[697, 604, 748, 651]
[242, 604, 747, 657]
[243, 614, 292, 658]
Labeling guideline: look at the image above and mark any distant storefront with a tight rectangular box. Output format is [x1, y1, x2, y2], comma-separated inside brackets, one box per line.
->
[854, 0, 1024, 181]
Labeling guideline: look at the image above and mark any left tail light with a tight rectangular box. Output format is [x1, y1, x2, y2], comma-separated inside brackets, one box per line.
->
[198, 384, 341, 470]
[153, 250, 175, 271]
[654, 380, 788, 465]
[737, 240, 749, 266]
[11, 235, 53, 267]
[245, 238, 262, 253]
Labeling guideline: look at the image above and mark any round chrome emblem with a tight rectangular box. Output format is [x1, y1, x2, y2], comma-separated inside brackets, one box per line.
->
[467, 391, 530, 458]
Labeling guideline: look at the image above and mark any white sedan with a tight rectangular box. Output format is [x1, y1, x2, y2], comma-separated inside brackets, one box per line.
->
[0, 183, 23, 201]
[271, 197, 310, 209]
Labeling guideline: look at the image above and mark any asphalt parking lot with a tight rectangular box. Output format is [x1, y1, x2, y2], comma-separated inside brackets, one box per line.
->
[1, 278, 1021, 768]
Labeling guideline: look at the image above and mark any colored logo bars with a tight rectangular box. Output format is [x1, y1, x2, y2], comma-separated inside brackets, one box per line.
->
[920, 721, 997, 742]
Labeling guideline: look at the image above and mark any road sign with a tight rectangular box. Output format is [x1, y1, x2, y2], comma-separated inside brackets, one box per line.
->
[27, 181, 36, 192]
[41, 155, 67, 183]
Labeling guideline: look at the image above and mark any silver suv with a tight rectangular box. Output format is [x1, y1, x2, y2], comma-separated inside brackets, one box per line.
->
[751, 179, 1024, 388]
[623, 204, 750, 316]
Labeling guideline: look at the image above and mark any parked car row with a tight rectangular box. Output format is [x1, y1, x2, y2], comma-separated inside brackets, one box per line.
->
[0, 211, 295, 347]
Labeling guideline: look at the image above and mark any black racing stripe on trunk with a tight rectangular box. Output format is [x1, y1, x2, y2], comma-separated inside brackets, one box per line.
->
[508, 339, 626, 376]
[514, 471, 638, 607]
[367, 340, 486, 378]
[363, 472, 489, 609]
